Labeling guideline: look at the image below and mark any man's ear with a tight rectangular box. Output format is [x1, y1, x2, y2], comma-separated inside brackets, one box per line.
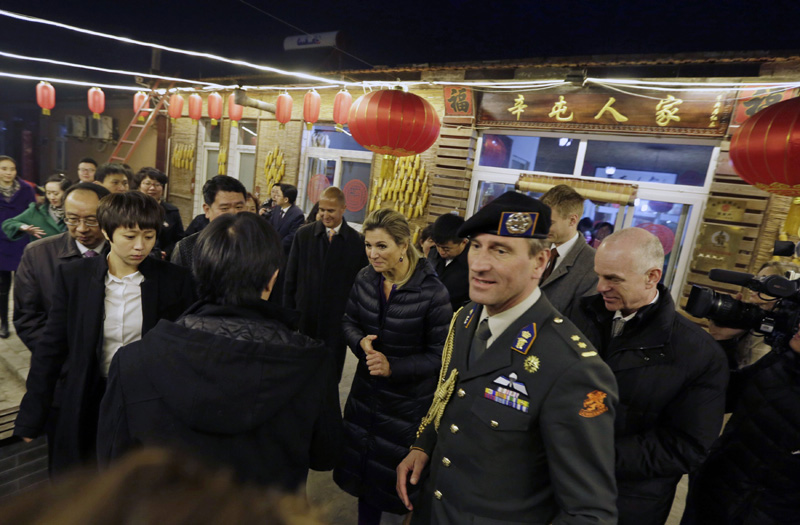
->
[532, 248, 549, 280]
[203, 203, 211, 220]
[645, 267, 662, 287]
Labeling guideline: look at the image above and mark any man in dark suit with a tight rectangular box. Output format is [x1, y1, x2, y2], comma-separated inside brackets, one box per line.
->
[540, 184, 598, 318]
[397, 191, 619, 524]
[170, 175, 247, 269]
[284, 187, 367, 381]
[14, 183, 110, 351]
[426, 213, 470, 311]
[15, 192, 196, 474]
[572, 228, 728, 525]
[269, 183, 304, 255]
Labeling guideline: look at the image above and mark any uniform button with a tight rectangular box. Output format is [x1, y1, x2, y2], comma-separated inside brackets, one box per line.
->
[434, 490, 443, 500]
[442, 457, 451, 467]
[457, 389, 466, 398]
[450, 424, 459, 434]
[490, 420, 499, 428]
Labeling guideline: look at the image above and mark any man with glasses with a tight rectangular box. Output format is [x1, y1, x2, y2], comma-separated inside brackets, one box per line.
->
[15, 183, 111, 350]
[13, 183, 111, 466]
[76, 158, 97, 183]
[94, 163, 130, 194]
[427, 213, 470, 311]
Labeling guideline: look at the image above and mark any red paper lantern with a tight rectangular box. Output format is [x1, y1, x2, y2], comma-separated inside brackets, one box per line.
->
[208, 92, 223, 126]
[168, 94, 184, 121]
[730, 96, 800, 196]
[133, 91, 149, 122]
[36, 81, 55, 116]
[88, 87, 105, 120]
[276, 93, 293, 129]
[303, 90, 320, 130]
[188, 93, 203, 123]
[348, 88, 440, 163]
[228, 93, 243, 127]
[333, 89, 352, 132]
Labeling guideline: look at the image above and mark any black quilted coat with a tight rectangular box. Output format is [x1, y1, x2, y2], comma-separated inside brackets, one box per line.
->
[681, 347, 800, 525]
[334, 259, 452, 514]
[97, 300, 343, 490]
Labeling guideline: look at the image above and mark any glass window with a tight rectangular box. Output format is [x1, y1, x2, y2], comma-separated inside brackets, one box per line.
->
[582, 141, 713, 187]
[341, 161, 372, 224]
[629, 198, 694, 288]
[479, 134, 578, 174]
[303, 157, 336, 211]
[238, 152, 256, 192]
[205, 150, 219, 182]
[238, 120, 258, 146]
[310, 124, 369, 151]
[204, 122, 221, 143]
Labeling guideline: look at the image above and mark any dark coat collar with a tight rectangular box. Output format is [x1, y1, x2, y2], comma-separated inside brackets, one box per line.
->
[180, 299, 301, 330]
[312, 218, 356, 239]
[584, 283, 675, 350]
[56, 233, 82, 260]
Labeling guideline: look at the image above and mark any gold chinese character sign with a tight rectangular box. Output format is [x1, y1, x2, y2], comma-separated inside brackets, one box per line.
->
[478, 90, 733, 136]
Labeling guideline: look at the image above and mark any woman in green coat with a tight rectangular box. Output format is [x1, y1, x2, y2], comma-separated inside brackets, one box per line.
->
[2, 174, 70, 241]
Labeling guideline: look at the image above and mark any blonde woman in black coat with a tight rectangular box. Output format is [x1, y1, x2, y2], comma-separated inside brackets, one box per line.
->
[334, 209, 452, 524]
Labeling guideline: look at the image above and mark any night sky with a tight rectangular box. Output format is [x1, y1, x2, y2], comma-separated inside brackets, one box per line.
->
[0, 0, 798, 102]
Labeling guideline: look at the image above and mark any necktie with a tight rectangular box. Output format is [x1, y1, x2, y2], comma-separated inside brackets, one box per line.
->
[469, 318, 492, 366]
[328, 229, 335, 243]
[541, 248, 559, 282]
[84, 250, 98, 258]
[611, 317, 626, 338]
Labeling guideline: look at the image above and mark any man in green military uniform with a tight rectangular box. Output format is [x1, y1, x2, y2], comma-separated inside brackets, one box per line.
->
[397, 191, 619, 524]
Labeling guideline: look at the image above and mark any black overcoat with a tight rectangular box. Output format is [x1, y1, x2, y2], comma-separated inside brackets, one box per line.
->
[284, 219, 368, 378]
[427, 247, 470, 312]
[14, 256, 195, 473]
[573, 285, 729, 525]
[334, 259, 452, 514]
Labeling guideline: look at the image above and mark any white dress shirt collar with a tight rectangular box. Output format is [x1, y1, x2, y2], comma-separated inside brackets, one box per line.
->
[550, 232, 580, 270]
[478, 288, 542, 348]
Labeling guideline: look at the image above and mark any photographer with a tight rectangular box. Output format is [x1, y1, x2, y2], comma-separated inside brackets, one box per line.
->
[681, 320, 800, 524]
[708, 261, 800, 370]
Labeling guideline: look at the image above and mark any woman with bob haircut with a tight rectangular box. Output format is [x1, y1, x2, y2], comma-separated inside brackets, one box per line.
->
[15, 191, 195, 474]
[334, 208, 452, 523]
[97, 212, 342, 490]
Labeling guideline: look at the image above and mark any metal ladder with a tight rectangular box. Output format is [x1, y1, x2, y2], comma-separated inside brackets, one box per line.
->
[107, 81, 173, 164]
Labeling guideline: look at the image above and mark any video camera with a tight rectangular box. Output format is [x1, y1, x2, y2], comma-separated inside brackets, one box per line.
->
[685, 241, 800, 348]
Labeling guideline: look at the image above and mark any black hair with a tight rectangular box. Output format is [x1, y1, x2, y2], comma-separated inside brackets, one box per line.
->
[304, 202, 320, 225]
[202, 175, 247, 206]
[133, 167, 168, 188]
[45, 173, 72, 192]
[96, 191, 165, 238]
[432, 213, 466, 244]
[95, 163, 130, 183]
[420, 225, 434, 243]
[78, 157, 97, 167]
[275, 183, 298, 205]
[63, 182, 111, 201]
[193, 213, 284, 306]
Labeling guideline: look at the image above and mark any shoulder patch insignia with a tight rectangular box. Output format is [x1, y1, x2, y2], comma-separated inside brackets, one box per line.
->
[511, 323, 537, 355]
[463, 306, 476, 328]
[579, 390, 609, 418]
[524, 355, 540, 373]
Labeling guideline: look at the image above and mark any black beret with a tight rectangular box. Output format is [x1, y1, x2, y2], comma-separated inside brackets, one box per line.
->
[458, 191, 551, 239]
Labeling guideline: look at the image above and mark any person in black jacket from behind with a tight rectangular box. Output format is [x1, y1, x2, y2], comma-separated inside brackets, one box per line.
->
[334, 208, 452, 523]
[97, 213, 343, 490]
[681, 326, 800, 525]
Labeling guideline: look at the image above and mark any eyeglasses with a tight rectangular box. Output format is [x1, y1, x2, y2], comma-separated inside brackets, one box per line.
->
[140, 181, 163, 189]
[64, 216, 99, 227]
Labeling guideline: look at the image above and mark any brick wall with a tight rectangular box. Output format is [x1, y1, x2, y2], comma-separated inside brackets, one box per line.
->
[0, 436, 48, 500]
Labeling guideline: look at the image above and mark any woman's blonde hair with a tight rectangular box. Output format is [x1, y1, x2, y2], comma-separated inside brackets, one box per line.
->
[363, 208, 419, 287]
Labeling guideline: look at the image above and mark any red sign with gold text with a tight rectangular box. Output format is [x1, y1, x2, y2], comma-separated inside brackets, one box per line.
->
[478, 90, 734, 136]
[733, 88, 798, 125]
[443, 86, 474, 116]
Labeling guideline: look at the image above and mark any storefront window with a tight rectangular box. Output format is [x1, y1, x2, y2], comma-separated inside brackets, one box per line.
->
[238, 120, 258, 146]
[479, 134, 578, 174]
[309, 125, 368, 152]
[582, 141, 714, 187]
[341, 161, 371, 224]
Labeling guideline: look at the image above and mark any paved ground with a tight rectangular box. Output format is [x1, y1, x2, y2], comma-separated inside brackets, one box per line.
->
[0, 298, 686, 524]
